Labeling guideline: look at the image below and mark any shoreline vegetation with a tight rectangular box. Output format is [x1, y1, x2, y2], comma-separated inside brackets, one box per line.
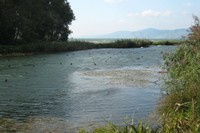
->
[0, 39, 182, 57]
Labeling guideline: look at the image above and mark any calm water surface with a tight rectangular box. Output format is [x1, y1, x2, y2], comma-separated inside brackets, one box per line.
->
[0, 46, 176, 132]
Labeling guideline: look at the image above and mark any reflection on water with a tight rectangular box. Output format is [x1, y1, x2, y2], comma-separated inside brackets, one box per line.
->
[0, 46, 176, 132]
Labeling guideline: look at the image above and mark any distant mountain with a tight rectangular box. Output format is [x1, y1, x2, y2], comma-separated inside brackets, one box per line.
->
[90, 28, 189, 40]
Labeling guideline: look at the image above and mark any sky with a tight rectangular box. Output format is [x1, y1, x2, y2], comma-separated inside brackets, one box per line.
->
[67, 0, 200, 38]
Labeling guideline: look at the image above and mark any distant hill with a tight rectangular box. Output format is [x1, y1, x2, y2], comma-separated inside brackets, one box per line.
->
[89, 28, 189, 40]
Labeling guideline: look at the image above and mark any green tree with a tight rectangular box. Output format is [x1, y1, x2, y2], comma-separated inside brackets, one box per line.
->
[0, 0, 17, 44]
[0, 0, 75, 44]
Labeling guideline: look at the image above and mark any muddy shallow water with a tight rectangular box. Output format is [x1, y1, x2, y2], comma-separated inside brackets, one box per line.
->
[0, 46, 176, 132]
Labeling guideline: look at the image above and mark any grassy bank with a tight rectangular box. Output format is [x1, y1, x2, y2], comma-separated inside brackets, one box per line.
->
[158, 17, 200, 132]
[0, 39, 182, 56]
[159, 40, 200, 132]
[79, 122, 159, 133]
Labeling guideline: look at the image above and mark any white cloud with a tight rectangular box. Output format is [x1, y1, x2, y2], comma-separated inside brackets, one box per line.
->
[104, 0, 124, 4]
[128, 9, 171, 17]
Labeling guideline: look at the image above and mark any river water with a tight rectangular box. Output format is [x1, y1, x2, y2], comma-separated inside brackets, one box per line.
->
[0, 46, 176, 132]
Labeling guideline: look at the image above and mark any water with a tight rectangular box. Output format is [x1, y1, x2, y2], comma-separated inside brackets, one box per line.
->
[0, 46, 176, 132]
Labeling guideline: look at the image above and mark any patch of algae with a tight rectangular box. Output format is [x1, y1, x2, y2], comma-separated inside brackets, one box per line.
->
[81, 69, 158, 87]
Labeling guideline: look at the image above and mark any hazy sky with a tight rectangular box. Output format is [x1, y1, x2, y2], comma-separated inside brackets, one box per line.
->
[67, 0, 200, 37]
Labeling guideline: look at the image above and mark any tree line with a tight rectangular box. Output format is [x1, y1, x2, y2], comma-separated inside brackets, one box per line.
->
[0, 0, 75, 45]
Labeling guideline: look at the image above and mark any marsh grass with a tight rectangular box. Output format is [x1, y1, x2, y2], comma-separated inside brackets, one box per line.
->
[153, 40, 184, 46]
[0, 39, 181, 56]
[160, 100, 200, 133]
[159, 16, 200, 132]
[78, 121, 160, 133]
[159, 40, 200, 132]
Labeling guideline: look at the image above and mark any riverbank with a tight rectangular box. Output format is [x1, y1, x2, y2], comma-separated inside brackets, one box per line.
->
[0, 39, 182, 57]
